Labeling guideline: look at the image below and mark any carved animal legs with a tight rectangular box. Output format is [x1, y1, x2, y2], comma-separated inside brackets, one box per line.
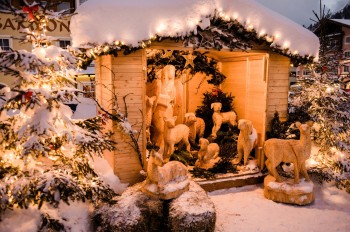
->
[266, 159, 283, 182]
[232, 147, 243, 165]
[293, 161, 300, 184]
[211, 121, 222, 138]
[300, 163, 310, 182]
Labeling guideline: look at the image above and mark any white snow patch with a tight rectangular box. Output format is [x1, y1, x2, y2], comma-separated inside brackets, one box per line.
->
[71, 0, 319, 58]
[72, 97, 97, 119]
[92, 156, 128, 194]
[209, 183, 350, 232]
[0, 206, 41, 232]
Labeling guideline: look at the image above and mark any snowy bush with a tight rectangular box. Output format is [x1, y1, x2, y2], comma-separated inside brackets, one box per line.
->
[289, 76, 350, 192]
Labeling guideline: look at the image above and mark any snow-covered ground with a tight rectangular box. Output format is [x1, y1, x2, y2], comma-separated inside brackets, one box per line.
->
[210, 182, 350, 232]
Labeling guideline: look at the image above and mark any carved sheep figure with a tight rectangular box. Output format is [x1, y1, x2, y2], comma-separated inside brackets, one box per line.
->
[184, 113, 205, 145]
[211, 102, 237, 138]
[195, 138, 220, 170]
[264, 121, 313, 184]
[163, 116, 190, 162]
[233, 119, 258, 166]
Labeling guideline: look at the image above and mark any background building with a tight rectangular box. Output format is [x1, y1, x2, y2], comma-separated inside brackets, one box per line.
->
[0, 0, 95, 96]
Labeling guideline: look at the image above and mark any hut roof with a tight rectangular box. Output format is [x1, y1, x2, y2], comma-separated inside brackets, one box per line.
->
[71, 0, 319, 61]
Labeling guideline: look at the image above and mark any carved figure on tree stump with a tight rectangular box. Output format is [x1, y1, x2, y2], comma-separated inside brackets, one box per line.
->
[142, 150, 189, 200]
[264, 121, 313, 184]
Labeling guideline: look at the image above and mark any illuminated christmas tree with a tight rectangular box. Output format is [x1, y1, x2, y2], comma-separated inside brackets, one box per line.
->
[0, 1, 116, 229]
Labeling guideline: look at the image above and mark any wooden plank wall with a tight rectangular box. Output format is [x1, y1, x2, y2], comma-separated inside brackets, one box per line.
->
[96, 52, 146, 185]
[266, 54, 290, 130]
[95, 56, 115, 171]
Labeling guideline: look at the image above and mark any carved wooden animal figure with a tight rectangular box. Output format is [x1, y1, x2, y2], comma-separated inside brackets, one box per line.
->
[264, 121, 313, 184]
[145, 95, 157, 143]
[163, 116, 190, 162]
[211, 102, 237, 138]
[146, 150, 189, 194]
[195, 138, 220, 170]
[184, 113, 205, 144]
[233, 119, 258, 166]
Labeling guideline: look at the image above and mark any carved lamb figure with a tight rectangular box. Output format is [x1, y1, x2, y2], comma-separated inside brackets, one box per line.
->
[233, 119, 258, 166]
[184, 113, 205, 145]
[211, 102, 237, 138]
[142, 150, 189, 200]
[264, 121, 313, 184]
[195, 138, 220, 170]
[163, 116, 190, 162]
[145, 95, 157, 143]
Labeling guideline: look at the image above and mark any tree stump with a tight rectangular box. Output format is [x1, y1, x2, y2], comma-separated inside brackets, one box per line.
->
[264, 175, 315, 205]
[93, 183, 163, 232]
[168, 181, 216, 232]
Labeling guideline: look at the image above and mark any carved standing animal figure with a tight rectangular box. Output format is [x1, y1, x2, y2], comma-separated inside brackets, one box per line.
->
[142, 150, 189, 199]
[184, 113, 205, 145]
[163, 116, 190, 162]
[233, 119, 258, 166]
[211, 102, 237, 138]
[145, 95, 157, 143]
[195, 138, 220, 170]
[264, 121, 313, 184]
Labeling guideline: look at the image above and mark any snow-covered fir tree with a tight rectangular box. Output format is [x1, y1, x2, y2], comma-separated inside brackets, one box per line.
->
[0, 1, 117, 229]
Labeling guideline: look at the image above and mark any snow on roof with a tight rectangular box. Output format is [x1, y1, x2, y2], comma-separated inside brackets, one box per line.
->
[70, 0, 319, 58]
[330, 19, 350, 27]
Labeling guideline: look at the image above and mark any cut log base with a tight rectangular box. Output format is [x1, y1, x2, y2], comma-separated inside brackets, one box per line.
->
[264, 175, 315, 205]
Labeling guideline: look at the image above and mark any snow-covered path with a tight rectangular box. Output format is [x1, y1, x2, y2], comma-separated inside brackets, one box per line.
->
[209, 183, 350, 232]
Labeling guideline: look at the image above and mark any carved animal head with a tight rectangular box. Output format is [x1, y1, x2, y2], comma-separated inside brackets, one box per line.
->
[199, 138, 209, 150]
[184, 113, 197, 125]
[146, 95, 157, 107]
[296, 121, 313, 136]
[150, 150, 164, 166]
[211, 102, 222, 112]
[164, 116, 177, 128]
[238, 119, 253, 139]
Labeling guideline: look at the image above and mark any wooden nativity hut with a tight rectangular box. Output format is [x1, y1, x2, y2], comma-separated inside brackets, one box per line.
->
[70, 0, 319, 184]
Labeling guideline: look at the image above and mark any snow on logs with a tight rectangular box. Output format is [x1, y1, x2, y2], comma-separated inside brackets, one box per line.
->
[93, 182, 216, 232]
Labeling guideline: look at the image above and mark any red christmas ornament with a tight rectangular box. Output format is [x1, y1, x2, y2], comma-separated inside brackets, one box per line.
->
[22, 5, 39, 21]
[322, 66, 328, 72]
[24, 91, 33, 102]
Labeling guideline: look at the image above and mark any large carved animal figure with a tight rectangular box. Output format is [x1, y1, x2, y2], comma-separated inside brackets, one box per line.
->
[163, 116, 190, 162]
[211, 102, 237, 138]
[184, 113, 205, 145]
[195, 138, 220, 170]
[233, 119, 258, 166]
[145, 95, 157, 143]
[143, 150, 189, 199]
[264, 121, 313, 184]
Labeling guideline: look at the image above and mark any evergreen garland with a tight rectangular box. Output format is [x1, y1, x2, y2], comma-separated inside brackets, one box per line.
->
[147, 50, 226, 86]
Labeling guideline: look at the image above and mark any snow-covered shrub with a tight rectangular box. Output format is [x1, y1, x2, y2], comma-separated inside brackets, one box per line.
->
[289, 76, 350, 192]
